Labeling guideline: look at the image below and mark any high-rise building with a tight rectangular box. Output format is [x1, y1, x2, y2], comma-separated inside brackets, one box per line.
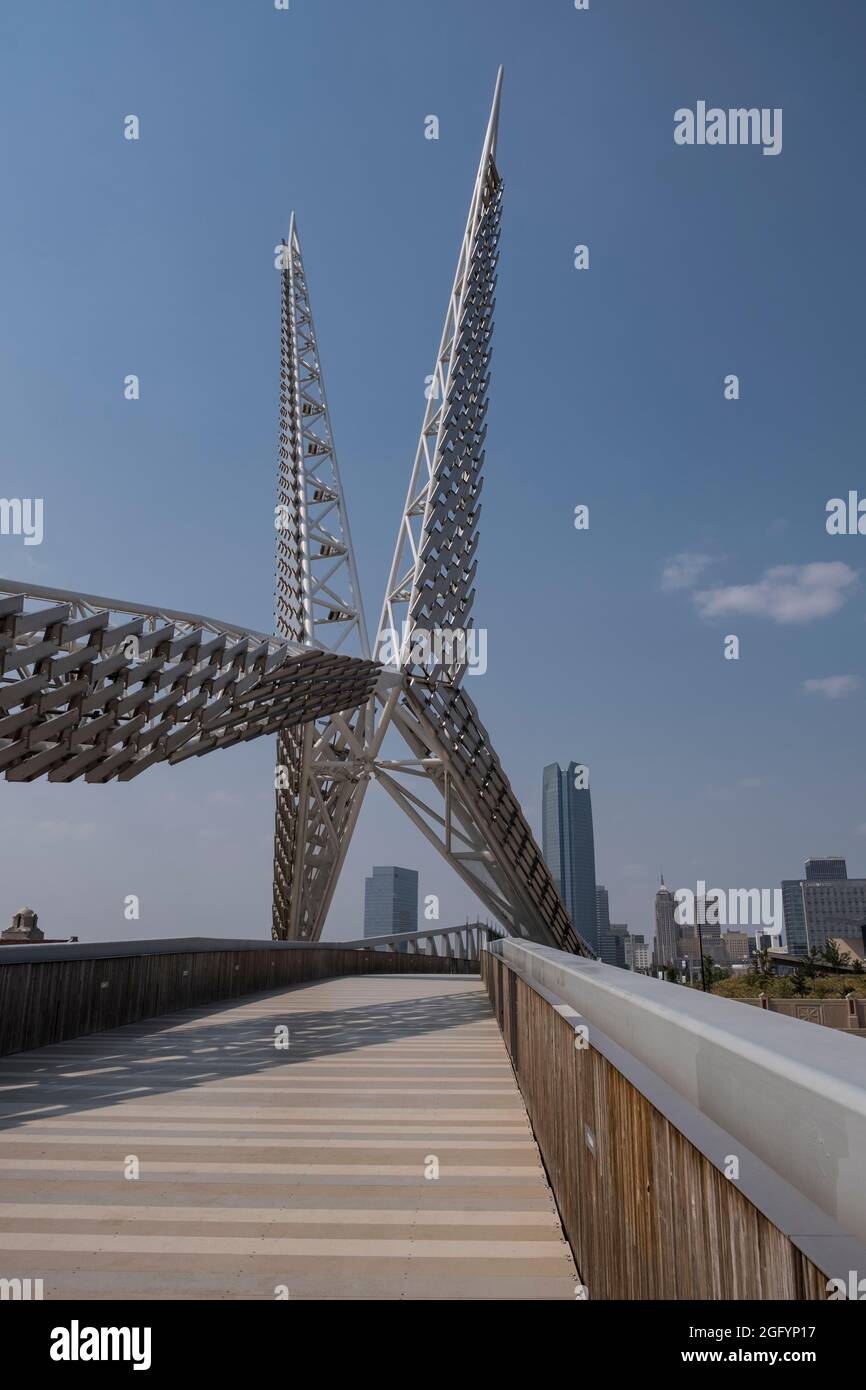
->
[781, 879, 808, 955]
[805, 857, 847, 881]
[606, 924, 630, 969]
[723, 930, 751, 964]
[363, 866, 419, 939]
[654, 876, 678, 971]
[782, 859, 866, 955]
[542, 762, 598, 950]
[801, 879, 866, 954]
[596, 886, 630, 967]
[630, 937, 652, 973]
[694, 894, 727, 965]
[596, 885, 610, 937]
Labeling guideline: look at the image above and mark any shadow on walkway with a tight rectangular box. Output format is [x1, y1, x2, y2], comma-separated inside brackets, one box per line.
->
[0, 977, 497, 1130]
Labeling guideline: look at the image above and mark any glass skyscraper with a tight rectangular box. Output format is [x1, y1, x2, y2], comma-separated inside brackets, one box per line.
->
[542, 762, 598, 951]
[782, 859, 866, 954]
[363, 866, 419, 939]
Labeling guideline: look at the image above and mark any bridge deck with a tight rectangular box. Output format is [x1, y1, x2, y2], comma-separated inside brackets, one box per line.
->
[0, 974, 577, 1300]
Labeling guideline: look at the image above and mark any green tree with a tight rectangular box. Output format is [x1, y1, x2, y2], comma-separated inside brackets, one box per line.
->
[664, 964, 678, 983]
[804, 947, 822, 979]
[822, 940, 845, 970]
[749, 947, 775, 990]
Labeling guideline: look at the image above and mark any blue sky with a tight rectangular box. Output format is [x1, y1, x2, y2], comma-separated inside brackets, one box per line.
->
[1, 0, 864, 945]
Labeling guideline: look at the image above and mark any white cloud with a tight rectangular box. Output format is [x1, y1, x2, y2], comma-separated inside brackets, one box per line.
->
[661, 552, 713, 592]
[694, 562, 857, 624]
[802, 675, 861, 700]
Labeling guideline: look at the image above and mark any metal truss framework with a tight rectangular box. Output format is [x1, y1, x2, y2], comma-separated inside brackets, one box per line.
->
[0, 68, 591, 956]
[271, 70, 593, 956]
[271, 214, 375, 941]
[339, 920, 506, 961]
[0, 580, 377, 783]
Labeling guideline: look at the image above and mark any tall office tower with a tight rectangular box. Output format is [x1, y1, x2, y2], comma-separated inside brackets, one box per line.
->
[805, 857, 848, 881]
[781, 879, 808, 955]
[801, 877, 866, 954]
[696, 893, 727, 965]
[596, 885, 610, 939]
[630, 937, 652, 973]
[542, 762, 598, 950]
[783, 858, 866, 955]
[363, 866, 419, 939]
[653, 876, 678, 971]
[606, 924, 630, 969]
[625, 931, 644, 969]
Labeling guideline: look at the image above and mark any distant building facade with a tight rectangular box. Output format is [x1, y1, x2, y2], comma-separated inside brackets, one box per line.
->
[542, 762, 598, 951]
[723, 930, 751, 964]
[629, 936, 652, 973]
[781, 879, 808, 955]
[0, 908, 77, 947]
[363, 867, 419, 939]
[654, 877, 678, 971]
[605, 924, 630, 969]
[596, 885, 610, 940]
[1, 907, 43, 944]
[782, 859, 866, 956]
[805, 857, 848, 882]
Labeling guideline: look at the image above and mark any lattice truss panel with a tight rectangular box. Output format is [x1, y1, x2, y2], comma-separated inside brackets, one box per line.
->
[271, 216, 373, 941]
[0, 583, 377, 784]
[372, 69, 594, 957]
[405, 176, 500, 674]
[369, 70, 592, 950]
[392, 684, 591, 955]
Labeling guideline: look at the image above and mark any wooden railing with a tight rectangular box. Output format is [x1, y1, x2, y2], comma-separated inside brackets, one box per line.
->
[483, 941, 866, 1301]
[0, 937, 477, 1056]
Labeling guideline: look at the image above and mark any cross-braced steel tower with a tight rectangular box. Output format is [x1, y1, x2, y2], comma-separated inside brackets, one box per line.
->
[270, 70, 593, 956]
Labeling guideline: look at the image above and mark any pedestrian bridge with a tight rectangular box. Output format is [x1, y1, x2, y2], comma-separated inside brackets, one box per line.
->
[1, 932, 864, 1301]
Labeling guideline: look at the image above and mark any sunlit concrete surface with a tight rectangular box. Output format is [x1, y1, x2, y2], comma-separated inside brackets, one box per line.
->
[0, 975, 576, 1300]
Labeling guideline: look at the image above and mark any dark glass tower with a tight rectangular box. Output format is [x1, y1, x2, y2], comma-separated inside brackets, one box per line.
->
[542, 762, 598, 951]
[363, 866, 419, 938]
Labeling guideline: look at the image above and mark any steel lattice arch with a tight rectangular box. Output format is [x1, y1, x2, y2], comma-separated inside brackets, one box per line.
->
[1, 68, 594, 958]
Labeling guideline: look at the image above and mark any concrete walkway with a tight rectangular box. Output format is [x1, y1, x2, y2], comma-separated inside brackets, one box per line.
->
[0, 974, 577, 1299]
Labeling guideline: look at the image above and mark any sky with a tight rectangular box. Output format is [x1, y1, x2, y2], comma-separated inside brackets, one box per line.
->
[1, 0, 864, 947]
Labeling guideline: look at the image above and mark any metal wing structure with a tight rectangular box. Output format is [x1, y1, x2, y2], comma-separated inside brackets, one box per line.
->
[0, 580, 377, 783]
[2, 68, 593, 957]
[268, 69, 592, 955]
[371, 69, 592, 956]
[271, 216, 375, 941]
